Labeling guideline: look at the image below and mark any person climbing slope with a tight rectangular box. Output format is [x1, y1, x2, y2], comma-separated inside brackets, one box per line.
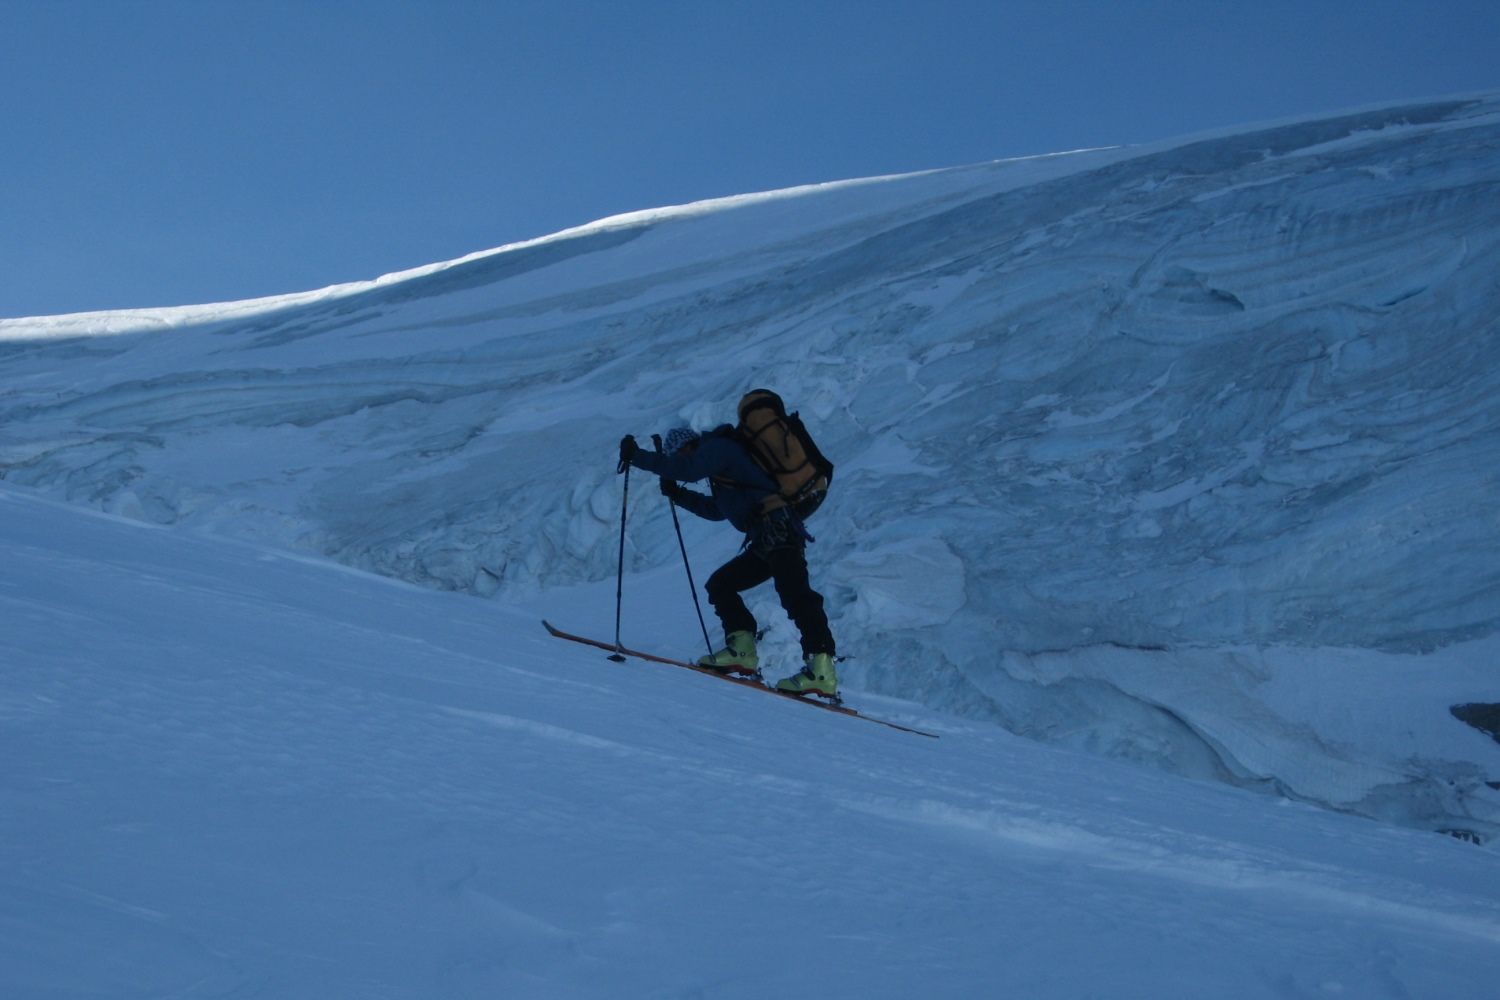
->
[617, 392, 838, 699]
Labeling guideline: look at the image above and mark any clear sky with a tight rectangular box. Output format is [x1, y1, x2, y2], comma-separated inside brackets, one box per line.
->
[3, 0, 1497, 318]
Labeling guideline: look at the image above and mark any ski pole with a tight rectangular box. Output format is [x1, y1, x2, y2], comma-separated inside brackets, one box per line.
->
[609, 462, 630, 662]
[656, 434, 714, 659]
[672, 498, 714, 660]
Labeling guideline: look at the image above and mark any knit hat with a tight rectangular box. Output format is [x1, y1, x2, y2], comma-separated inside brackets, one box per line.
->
[662, 426, 700, 455]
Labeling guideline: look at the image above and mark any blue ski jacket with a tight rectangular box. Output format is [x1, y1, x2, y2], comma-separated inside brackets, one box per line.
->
[628, 429, 777, 534]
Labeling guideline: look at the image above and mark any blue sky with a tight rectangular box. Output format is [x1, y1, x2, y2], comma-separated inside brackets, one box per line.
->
[3, 0, 1497, 318]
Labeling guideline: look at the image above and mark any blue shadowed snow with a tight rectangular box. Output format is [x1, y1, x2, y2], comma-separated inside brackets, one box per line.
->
[2, 95, 1500, 851]
[4, 482, 1500, 997]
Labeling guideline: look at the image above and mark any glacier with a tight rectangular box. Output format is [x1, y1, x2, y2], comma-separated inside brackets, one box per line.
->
[3, 94, 1500, 839]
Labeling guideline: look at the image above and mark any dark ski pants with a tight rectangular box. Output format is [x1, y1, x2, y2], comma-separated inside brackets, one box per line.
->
[705, 540, 835, 658]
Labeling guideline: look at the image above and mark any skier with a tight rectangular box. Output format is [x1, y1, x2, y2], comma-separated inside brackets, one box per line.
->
[617, 424, 839, 699]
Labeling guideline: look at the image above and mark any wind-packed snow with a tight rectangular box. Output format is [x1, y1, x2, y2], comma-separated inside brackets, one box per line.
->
[5, 482, 1500, 998]
[3, 94, 1500, 845]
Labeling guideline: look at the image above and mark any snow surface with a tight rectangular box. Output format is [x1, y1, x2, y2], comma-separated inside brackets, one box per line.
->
[5, 482, 1500, 998]
[3, 94, 1500, 847]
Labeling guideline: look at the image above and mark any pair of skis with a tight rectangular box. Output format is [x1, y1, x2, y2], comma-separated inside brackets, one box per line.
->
[542, 621, 938, 739]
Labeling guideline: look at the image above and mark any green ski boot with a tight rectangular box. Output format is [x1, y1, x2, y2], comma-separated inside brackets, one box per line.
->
[776, 652, 839, 701]
[698, 630, 760, 677]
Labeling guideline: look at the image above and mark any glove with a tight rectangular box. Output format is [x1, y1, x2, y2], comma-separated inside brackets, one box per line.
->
[617, 434, 637, 474]
[659, 477, 686, 502]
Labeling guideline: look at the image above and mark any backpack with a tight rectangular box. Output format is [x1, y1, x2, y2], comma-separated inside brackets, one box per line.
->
[734, 388, 835, 519]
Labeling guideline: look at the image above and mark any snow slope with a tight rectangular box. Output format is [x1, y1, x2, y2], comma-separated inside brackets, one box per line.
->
[5, 481, 1500, 999]
[3, 95, 1500, 837]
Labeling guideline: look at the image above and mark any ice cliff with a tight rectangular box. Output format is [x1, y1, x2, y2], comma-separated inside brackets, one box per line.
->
[4, 95, 1499, 837]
